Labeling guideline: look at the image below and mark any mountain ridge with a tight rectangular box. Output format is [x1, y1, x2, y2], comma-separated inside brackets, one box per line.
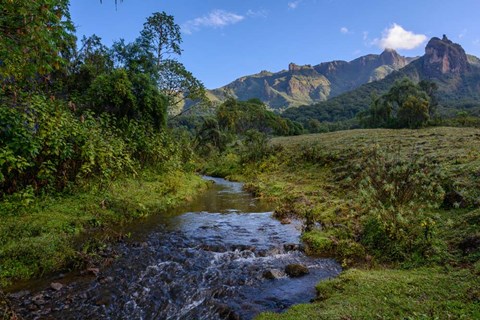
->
[282, 35, 480, 125]
[209, 49, 416, 110]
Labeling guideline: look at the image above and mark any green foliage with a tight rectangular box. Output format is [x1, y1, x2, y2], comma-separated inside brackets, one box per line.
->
[0, 0, 76, 95]
[240, 129, 270, 163]
[139, 11, 182, 65]
[110, 12, 205, 113]
[194, 117, 230, 156]
[397, 94, 430, 128]
[0, 171, 207, 285]
[87, 69, 136, 118]
[0, 2, 210, 288]
[0, 95, 135, 199]
[357, 146, 444, 209]
[67, 35, 114, 96]
[217, 98, 301, 136]
[157, 59, 207, 110]
[360, 78, 435, 129]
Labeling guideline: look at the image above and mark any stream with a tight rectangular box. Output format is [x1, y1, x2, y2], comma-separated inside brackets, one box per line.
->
[8, 177, 341, 319]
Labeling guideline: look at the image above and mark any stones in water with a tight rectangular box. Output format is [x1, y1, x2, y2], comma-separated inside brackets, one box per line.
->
[263, 269, 285, 280]
[285, 264, 309, 277]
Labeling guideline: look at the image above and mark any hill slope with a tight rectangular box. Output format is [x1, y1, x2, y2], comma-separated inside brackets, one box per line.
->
[284, 35, 480, 124]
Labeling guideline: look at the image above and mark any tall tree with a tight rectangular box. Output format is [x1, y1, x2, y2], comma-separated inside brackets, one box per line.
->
[361, 78, 432, 129]
[135, 12, 205, 114]
[140, 12, 182, 66]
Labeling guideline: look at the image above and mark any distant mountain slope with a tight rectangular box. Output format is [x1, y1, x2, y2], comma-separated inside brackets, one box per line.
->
[209, 49, 414, 110]
[283, 35, 480, 124]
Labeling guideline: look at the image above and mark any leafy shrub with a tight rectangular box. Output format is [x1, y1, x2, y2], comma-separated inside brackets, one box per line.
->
[240, 129, 271, 163]
[0, 96, 139, 202]
[357, 146, 445, 262]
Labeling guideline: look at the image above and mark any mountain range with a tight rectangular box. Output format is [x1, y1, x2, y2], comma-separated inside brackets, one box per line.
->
[282, 35, 480, 125]
[207, 35, 480, 124]
[208, 48, 417, 111]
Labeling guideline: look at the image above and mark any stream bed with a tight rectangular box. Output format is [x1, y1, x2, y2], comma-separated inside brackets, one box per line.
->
[8, 177, 341, 319]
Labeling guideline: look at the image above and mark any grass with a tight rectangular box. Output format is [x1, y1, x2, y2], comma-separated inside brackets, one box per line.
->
[204, 126, 480, 319]
[244, 127, 480, 262]
[0, 169, 207, 287]
[257, 267, 480, 320]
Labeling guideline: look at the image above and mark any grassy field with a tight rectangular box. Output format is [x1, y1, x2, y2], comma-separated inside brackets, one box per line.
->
[257, 267, 480, 320]
[0, 170, 207, 287]
[205, 127, 480, 319]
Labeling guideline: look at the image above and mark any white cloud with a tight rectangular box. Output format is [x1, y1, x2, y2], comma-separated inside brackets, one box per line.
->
[182, 10, 244, 34]
[474, 39, 480, 46]
[340, 27, 349, 34]
[373, 23, 427, 50]
[363, 31, 369, 41]
[288, 1, 302, 9]
[246, 9, 268, 18]
[458, 29, 467, 39]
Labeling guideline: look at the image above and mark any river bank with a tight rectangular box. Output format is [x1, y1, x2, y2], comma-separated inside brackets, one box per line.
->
[202, 127, 480, 319]
[0, 169, 208, 290]
[5, 177, 341, 319]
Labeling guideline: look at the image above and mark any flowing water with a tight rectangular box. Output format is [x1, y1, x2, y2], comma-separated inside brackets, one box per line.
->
[9, 177, 341, 319]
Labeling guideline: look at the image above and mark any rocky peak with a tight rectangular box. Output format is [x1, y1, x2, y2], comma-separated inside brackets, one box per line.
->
[379, 48, 408, 68]
[423, 35, 469, 75]
[287, 63, 318, 76]
[288, 63, 301, 72]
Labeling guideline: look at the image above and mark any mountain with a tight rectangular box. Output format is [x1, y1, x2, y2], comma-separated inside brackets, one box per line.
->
[283, 35, 480, 125]
[208, 49, 414, 110]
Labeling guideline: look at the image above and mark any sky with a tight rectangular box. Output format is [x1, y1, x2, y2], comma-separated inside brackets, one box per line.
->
[70, 0, 480, 89]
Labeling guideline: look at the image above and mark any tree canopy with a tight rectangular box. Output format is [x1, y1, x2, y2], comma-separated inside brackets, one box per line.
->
[359, 78, 437, 129]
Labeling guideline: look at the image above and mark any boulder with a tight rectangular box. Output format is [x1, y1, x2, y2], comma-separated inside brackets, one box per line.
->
[285, 264, 309, 277]
[263, 269, 284, 280]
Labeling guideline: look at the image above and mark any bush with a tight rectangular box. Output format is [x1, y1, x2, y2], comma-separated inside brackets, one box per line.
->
[0, 95, 189, 205]
[357, 146, 445, 262]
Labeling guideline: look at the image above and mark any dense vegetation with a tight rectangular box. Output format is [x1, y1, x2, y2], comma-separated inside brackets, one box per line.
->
[359, 78, 438, 129]
[0, 1, 210, 291]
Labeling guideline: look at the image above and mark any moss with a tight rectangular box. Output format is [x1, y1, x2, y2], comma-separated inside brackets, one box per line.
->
[302, 231, 335, 256]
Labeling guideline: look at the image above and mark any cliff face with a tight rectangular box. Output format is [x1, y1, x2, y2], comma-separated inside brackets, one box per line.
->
[209, 49, 413, 110]
[423, 35, 470, 76]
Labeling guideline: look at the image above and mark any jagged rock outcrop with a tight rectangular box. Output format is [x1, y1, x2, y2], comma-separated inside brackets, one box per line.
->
[423, 35, 470, 76]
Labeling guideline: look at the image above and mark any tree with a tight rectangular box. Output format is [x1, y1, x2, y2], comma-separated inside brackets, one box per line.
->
[361, 78, 432, 129]
[110, 12, 205, 114]
[140, 12, 182, 66]
[67, 35, 114, 96]
[418, 80, 439, 117]
[157, 60, 206, 111]
[0, 0, 75, 99]
[397, 95, 430, 129]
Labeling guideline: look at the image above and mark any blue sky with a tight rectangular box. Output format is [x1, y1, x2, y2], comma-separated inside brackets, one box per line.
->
[70, 0, 480, 89]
